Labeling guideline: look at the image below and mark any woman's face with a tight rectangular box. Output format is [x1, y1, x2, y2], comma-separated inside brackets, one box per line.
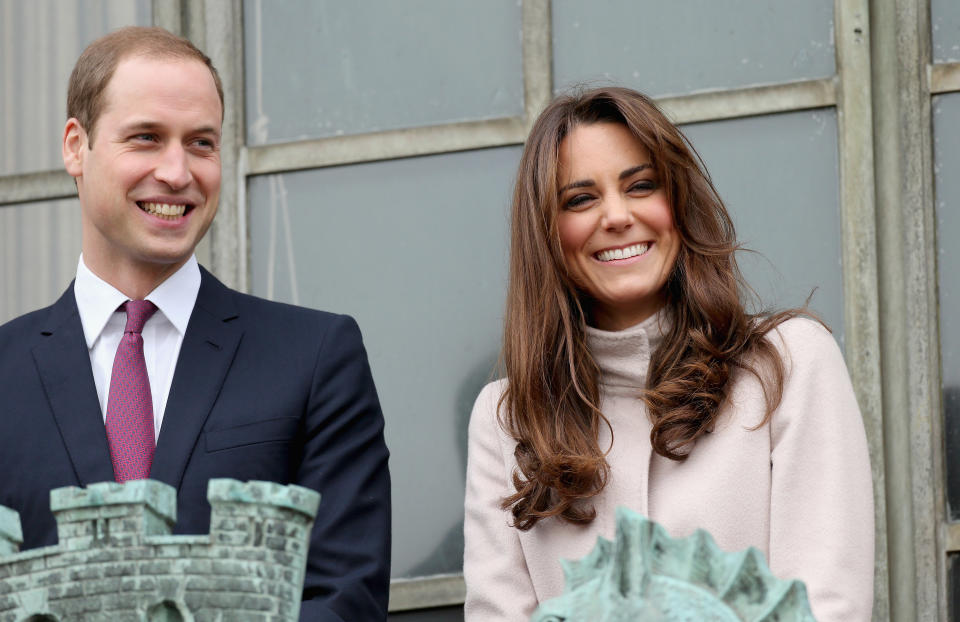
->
[557, 122, 680, 331]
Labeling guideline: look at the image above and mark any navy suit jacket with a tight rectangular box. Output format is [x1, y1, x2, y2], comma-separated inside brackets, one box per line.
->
[0, 267, 391, 621]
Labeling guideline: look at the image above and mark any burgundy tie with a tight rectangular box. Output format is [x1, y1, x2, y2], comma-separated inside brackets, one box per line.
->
[105, 300, 158, 483]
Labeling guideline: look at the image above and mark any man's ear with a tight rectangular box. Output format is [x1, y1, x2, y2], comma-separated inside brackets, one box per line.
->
[62, 118, 87, 177]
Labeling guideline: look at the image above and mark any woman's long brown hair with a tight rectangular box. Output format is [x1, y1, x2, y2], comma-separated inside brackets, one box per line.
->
[500, 87, 806, 530]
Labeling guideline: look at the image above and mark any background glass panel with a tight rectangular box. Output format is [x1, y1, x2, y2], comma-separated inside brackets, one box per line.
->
[934, 93, 960, 519]
[0, 0, 151, 176]
[249, 146, 521, 577]
[0, 199, 82, 324]
[552, 0, 835, 97]
[243, 0, 524, 145]
[681, 109, 845, 345]
[933, 0, 960, 63]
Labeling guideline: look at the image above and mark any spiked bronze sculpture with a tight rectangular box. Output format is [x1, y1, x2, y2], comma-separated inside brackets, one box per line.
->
[531, 507, 816, 622]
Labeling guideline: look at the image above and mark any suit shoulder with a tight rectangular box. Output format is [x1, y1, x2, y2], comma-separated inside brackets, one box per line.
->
[227, 290, 362, 340]
[197, 270, 364, 351]
[0, 303, 59, 345]
[230, 290, 343, 321]
[199, 265, 351, 324]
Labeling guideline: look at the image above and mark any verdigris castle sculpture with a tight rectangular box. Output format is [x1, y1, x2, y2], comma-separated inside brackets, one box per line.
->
[0, 478, 319, 621]
[531, 507, 816, 622]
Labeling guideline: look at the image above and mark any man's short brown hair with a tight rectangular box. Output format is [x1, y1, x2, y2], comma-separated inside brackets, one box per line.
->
[67, 26, 225, 144]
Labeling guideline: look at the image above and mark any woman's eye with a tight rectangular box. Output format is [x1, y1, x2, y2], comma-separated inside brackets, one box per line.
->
[629, 180, 656, 193]
[563, 194, 593, 210]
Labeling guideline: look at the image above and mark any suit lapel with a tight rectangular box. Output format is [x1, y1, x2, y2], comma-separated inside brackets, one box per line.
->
[150, 268, 243, 489]
[31, 285, 116, 486]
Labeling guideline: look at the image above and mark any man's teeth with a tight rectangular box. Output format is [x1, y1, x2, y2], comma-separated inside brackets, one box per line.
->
[139, 202, 187, 220]
[596, 243, 649, 262]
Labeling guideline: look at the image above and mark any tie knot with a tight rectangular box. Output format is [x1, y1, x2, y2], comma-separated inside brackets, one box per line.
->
[122, 300, 158, 334]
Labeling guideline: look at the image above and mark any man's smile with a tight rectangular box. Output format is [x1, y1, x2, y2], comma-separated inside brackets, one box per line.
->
[136, 201, 195, 220]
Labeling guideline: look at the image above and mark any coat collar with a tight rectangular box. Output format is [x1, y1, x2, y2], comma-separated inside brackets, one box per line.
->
[150, 266, 243, 489]
[31, 283, 115, 486]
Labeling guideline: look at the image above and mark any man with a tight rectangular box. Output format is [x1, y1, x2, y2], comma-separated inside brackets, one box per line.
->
[0, 27, 390, 621]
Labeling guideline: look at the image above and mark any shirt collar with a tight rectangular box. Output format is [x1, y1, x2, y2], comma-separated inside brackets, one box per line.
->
[74, 255, 201, 349]
[146, 255, 201, 337]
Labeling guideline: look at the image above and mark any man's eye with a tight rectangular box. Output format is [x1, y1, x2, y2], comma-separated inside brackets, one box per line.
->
[191, 138, 217, 150]
[132, 134, 157, 142]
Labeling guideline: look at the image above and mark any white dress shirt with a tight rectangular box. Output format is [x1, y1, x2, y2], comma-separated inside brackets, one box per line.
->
[74, 255, 201, 442]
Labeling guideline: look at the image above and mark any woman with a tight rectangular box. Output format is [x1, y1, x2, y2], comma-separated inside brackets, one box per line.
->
[463, 87, 873, 621]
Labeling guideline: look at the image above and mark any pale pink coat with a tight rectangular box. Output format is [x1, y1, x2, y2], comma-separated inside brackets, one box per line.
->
[464, 316, 874, 621]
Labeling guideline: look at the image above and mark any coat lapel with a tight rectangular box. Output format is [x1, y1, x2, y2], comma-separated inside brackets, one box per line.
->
[150, 268, 243, 489]
[31, 285, 116, 486]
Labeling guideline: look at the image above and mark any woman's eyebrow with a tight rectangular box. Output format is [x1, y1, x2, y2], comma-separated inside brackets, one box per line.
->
[559, 163, 653, 194]
[619, 163, 652, 180]
[558, 179, 594, 194]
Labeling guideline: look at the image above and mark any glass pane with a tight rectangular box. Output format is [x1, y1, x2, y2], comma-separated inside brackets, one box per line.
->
[0, 0, 151, 176]
[934, 93, 960, 519]
[681, 110, 844, 345]
[552, 0, 835, 97]
[248, 146, 521, 577]
[243, 0, 524, 145]
[0, 199, 82, 324]
[933, 0, 960, 63]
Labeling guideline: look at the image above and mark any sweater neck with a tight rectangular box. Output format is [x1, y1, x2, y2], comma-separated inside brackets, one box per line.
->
[585, 312, 667, 393]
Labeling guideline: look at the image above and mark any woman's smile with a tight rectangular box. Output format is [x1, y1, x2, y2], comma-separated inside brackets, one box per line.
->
[594, 241, 652, 262]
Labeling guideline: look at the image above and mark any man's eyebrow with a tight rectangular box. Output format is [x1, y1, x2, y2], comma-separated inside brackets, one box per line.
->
[558, 163, 653, 194]
[192, 125, 221, 136]
[119, 120, 163, 133]
[118, 121, 221, 136]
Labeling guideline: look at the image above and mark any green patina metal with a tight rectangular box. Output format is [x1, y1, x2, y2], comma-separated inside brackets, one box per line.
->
[0, 506, 21, 558]
[531, 507, 816, 622]
[206, 478, 320, 518]
[0, 478, 320, 622]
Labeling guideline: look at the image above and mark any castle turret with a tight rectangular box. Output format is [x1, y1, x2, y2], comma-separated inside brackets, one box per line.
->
[1, 479, 318, 621]
[0, 504, 22, 557]
[207, 479, 320, 605]
[50, 480, 176, 550]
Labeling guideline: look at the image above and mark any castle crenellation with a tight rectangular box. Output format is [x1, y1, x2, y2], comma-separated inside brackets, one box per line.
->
[0, 478, 320, 621]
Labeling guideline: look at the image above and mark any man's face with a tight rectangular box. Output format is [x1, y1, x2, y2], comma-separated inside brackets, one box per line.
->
[63, 55, 222, 285]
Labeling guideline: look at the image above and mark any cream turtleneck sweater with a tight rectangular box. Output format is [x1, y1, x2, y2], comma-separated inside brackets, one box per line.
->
[464, 315, 874, 622]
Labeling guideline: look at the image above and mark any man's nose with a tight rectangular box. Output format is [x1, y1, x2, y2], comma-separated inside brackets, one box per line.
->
[153, 144, 192, 189]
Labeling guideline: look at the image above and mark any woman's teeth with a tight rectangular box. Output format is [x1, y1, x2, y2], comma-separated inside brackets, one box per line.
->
[596, 243, 649, 262]
[139, 202, 187, 220]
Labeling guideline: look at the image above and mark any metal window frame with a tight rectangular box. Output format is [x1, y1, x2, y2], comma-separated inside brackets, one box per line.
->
[932, 51, 960, 622]
[4, 0, 954, 617]
[835, 1, 890, 620]
[871, 0, 947, 621]
[931, 61, 960, 94]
